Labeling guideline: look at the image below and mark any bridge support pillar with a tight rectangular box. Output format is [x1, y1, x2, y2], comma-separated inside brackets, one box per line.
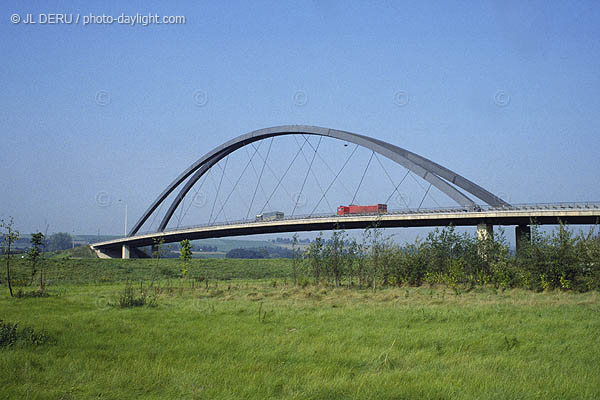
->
[122, 245, 130, 259]
[477, 223, 493, 241]
[477, 223, 493, 258]
[515, 225, 531, 253]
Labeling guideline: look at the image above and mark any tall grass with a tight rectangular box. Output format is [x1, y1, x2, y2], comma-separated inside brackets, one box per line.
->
[0, 282, 598, 399]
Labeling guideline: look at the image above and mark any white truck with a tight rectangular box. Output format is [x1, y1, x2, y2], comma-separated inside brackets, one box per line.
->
[255, 211, 284, 222]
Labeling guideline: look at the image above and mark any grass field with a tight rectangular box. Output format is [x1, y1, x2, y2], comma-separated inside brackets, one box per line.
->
[1, 259, 599, 399]
[6, 257, 295, 284]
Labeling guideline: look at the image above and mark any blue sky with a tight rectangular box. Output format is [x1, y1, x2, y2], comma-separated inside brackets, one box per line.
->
[1, 1, 599, 237]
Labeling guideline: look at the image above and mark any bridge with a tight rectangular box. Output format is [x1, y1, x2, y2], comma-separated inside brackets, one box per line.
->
[90, 125, 600, 258]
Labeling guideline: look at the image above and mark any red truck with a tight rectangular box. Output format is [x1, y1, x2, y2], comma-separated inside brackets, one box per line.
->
[337, 204, 388, 215]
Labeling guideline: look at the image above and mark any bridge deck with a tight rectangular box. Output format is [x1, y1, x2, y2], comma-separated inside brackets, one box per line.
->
[92, 203, 600, 252]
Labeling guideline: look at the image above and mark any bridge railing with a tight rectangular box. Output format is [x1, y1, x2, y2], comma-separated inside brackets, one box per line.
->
[130, 201, 600, 237]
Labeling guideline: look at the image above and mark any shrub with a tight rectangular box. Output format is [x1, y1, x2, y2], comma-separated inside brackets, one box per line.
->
[0, 320, 49, 348]
[118, 284, 157, 308]
[14, 288, 50, 298]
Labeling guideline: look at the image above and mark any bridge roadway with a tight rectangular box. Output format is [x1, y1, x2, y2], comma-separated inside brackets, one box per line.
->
[91, 203, 600, 258]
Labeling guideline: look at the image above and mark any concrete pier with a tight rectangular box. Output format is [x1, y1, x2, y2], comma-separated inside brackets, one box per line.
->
[477, 223, 493, 241]
[515, 225, 531, 252]
[122, 245, 130, 259]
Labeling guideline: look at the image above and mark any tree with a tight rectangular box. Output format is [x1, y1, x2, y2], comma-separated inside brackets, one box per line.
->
[151, 237, 166, 286]
[292, 234, 299, 285]
[324, 229, 346, 287]
[179, 239, 192, 278]
[27, 232, 45, 289]
[225, 248, 266, 259]
[46, 232, 72, 252]
[305, 233, 324, 285]
[1, 217, 20, 297]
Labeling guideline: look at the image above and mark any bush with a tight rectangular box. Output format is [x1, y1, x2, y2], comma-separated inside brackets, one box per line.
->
[0, 320, 49, 348]
[14, 288, 50, 298]
[296, 224, 600, 292]
[118, 284, 157, 308]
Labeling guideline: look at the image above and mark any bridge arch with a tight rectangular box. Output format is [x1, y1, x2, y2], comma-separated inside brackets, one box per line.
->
[129, 125, 509, 236]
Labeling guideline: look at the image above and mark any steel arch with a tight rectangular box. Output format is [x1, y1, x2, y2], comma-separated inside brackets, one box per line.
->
[129, 125, 509, 236]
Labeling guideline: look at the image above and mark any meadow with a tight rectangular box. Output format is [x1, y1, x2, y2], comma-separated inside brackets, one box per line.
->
[1, 257, 599, 399]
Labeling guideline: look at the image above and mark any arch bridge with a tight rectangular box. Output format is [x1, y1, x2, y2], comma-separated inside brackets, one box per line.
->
[91, 125, 600, 258]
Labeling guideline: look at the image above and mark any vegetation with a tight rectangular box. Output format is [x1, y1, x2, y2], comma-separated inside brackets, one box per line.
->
[0, 217, 20, 297]
[226, 246, 293, 259]
[5, 257, 293, 285]
[45, 232, 73, 252]
[117, 282, 156, 308]
[179, 239, 192, 278]
[0, 320, 48, 348]
[26, 232, 45, 289]
[299, 224, 600, 292]
[1, 223, 599, 398]
[0, 282, 599, 399]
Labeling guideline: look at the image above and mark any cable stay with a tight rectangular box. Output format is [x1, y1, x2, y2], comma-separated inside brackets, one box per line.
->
[409, 171, 441, 208]
[148, 195, 166, 233]
[310, 144, 360, 216]
[373, 153, 411, 207]
[258, 136, 310, 215]
[179, 170, 210, 227]
[293, 136, 334, 212]
[298, 136, 355, 200]
[292, 135, 322, 216]
[246, 138, 273, 220]
[245, 148, 272, 212]
[350, 151, 375, 205]
[418, 183, 432, 210]
[212, 141, 263, 223]
[250, 142, 296, 205]
[207, 167, 232, 225]
[209, 156, 229, 224]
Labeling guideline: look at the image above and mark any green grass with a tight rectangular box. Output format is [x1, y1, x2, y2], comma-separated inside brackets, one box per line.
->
[1, 259, 599, 399]
[7, 257, 294, 284]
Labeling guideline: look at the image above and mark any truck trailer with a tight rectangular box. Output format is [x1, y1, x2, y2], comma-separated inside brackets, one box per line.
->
[337, 204, 387, 215]
[255, 211, 284, 222]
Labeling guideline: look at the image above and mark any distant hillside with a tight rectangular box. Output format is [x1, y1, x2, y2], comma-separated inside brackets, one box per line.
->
[50, 245, 98, 259]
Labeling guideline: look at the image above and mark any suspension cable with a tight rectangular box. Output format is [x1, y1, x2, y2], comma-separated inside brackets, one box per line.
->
[207, 167, 231, 224]
[246, 138, 273, 220]
[179, 170, 210, 226]
[212, 142, 263, 223]
[259, 136, 310, 215]
[418, 183, 432, 210]
[293, 136, 333, 212]
[245, 148, 271, 211]
[250, 143, 295, 202]
[148, 195, 166, 232]
[371, 152, 409, 207]
[292, 135, 322, 216]
[385, 170, 411, 206]
[209, 156, 228, 224]
[409, 172, 441, 207]
[299, 136, 355, 199]
[310, 144, 359, 216]
[350, 151, 374, 205]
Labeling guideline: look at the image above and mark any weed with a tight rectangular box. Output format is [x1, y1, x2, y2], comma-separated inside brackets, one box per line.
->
[118, 284, 157, 308]
[0, 320, 49, 348]
[14, 288, 50, 298]
[258, 302, 267, 323]
[372, 339, 396, 370]
[504, 336, 519, 351]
